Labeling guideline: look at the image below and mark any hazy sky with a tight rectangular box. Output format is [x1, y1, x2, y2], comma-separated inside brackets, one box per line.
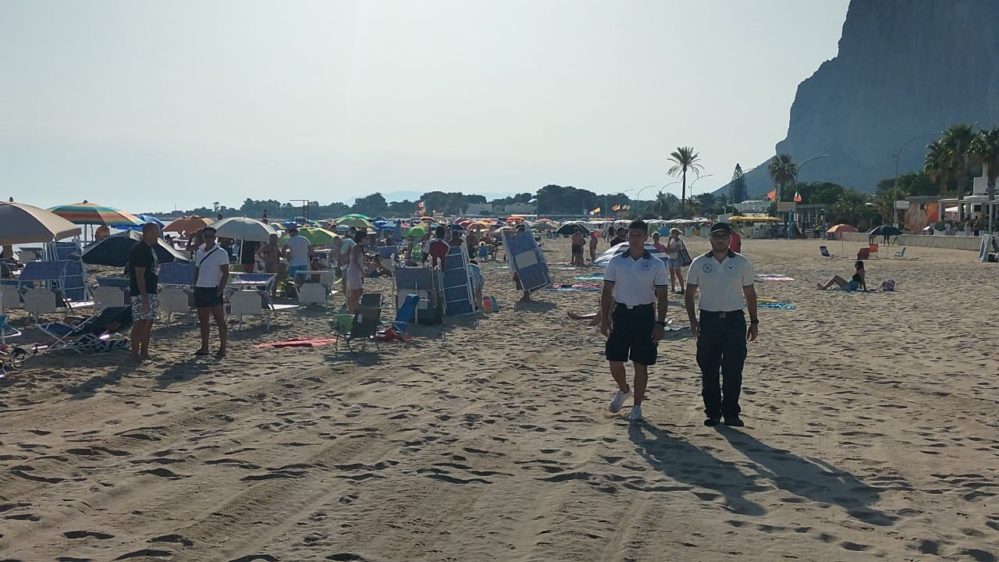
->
[1, 0, 850, 212]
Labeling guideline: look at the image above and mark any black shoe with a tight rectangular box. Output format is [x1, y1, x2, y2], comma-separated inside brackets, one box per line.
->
[723, 416, 745, 427]
[703, 417, 720, 427]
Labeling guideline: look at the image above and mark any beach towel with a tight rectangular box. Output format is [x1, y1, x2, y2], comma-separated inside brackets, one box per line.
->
[757, 297, 796, 310]
[254, 337, 338, 349]
[573, 273, 605, 282]
[756, 274, 794, 282]
[545, 282, 602, 292]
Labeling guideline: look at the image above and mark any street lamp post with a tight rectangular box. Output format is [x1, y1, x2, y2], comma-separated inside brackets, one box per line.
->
[787, 154, 828, 239]
[687, 174, 715, 216]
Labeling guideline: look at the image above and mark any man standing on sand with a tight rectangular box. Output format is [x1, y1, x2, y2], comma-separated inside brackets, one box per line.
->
[600, 220, 669, 422]
[684, 222, 758, 428]
[128, 223, 161, 361]
[193, 226, 230, 358]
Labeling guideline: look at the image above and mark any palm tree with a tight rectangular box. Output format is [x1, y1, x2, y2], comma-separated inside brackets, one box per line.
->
[654, 190, 679, 219]
[942, 124, 976, 219]
[667, 147, 703, 217]
[767, 154, 798, 201]
[924, 140, 953, 196]
[969, 127, 999, 232]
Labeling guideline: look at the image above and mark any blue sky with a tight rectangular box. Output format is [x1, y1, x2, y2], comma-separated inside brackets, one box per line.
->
[0, 0, 850, 212]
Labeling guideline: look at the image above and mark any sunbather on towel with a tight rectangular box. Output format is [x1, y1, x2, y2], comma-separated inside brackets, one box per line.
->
[818, 260, 867, 292]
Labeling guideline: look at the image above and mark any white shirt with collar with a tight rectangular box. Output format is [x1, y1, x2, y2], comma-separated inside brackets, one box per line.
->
[605, 249, 668, 307]
[686, 250, 754, 311]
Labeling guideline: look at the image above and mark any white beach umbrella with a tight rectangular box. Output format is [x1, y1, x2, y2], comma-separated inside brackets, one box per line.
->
[210, 217, 277, 242]
[0, 201, 82, 245]
[593, 241, 667, 267]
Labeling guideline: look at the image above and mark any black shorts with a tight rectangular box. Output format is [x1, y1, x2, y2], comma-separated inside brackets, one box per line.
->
[605, 304, 658, 365]
[571, 245, 583, 255]
[193, 286, 223, 308]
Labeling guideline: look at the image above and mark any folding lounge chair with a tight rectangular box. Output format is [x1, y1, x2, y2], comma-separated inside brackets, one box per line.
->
[391, 294, 420, 334]
[332, 305, 381, 354]
[36, 306, 133, 353]
[893, 247, 907, 259]
[229, 290, 270, 330]
[819, 246, 832, 258]
[93, 286, 126, 312]
[868, 243, 879, 258]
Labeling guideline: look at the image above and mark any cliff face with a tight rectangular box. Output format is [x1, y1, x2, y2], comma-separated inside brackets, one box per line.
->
[737, 0, 999, 197]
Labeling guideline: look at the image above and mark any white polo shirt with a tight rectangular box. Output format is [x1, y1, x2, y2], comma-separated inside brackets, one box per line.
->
[194, 245, 231, 288]
[605, 250, 668, 307]
[687, 250, 754, 311]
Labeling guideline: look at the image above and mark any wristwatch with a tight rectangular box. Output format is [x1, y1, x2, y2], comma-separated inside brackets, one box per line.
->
[750, 318, 759, 325]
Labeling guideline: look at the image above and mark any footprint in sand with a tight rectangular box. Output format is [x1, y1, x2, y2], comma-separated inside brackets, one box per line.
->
[64, 530, 115, 540]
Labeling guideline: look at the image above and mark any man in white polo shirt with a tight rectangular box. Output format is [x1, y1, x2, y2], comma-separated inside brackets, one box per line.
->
[684, 222, 758, 428]
[600, 220, 669, 422]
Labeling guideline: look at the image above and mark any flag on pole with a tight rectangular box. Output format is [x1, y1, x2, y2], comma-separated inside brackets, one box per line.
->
[793, 191, 803, 203]
[589, 207, 601, 215]
[766, 189, 777, 201]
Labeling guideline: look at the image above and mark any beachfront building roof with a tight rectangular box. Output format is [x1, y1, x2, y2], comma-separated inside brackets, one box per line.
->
[734, 199, 771, 213]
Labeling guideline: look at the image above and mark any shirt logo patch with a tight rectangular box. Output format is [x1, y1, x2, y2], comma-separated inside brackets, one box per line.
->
[640, 261, 652, 271]
[702, 263, 713, 273]
[726, 263, 735, 270]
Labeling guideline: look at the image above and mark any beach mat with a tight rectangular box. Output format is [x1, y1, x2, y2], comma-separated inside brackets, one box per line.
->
[545, 282, 602, 292]
[573, 274, 605, 282]
[756, 274, 794, 282]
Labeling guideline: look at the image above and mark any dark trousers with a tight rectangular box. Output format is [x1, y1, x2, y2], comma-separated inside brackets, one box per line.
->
[696, 310, 747, 418]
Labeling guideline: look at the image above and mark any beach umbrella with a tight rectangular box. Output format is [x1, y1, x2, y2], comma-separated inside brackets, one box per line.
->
[0, 201, 82, 245]
[506, 215, 525, 223]
[211, 217, 277, 242]
[48, 201, 143, 227]
[279, 226, 337, 246]
[138, 214, 165, 227]
[827, 223, 858, 253]
[869, 225, 901, 238]
[333, 216, 375, 229]
[403, 224, 429, 238]
[556, 223, 589, 236]
[164, 216, 211, 234]
[594, 242, 666, 267]
[82, 231, 189, 267]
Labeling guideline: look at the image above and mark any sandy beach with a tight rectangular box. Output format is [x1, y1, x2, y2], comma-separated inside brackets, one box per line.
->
[1, 237, 997, 561]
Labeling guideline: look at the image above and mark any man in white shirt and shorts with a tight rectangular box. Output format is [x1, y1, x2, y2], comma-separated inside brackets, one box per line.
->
[685, 222, 758, 427]
[193, 227, 230, 358]
[600, 220, 669, 422]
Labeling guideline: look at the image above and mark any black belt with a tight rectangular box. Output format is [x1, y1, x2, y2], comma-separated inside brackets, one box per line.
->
[699, 309, 743, 318]
[616, 303, 654, 310]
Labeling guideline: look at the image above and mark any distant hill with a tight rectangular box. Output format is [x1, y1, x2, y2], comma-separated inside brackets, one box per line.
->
[720, 0, 999, 198]
[377, 190, 521, 203]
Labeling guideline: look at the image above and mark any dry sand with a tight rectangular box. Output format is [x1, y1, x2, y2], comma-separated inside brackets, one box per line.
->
[1, 237, 997, 561]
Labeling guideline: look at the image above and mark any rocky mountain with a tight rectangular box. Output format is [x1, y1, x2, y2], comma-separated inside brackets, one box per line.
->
[728, 0, 999, 197]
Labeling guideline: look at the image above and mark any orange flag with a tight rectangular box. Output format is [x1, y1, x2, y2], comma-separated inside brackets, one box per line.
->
[766, 189, 777, 201]
[793, 191, 803, 203]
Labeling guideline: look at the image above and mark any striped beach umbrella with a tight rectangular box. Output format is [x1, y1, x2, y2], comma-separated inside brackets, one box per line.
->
[49, 201, 142, 227]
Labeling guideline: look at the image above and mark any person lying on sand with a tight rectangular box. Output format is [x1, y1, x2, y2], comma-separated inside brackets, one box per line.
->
[817, 260, 867, 292]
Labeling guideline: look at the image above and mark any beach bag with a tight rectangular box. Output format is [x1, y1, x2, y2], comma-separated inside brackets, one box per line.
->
[880, 279, 896, 292]
[678, 242, 692, 267]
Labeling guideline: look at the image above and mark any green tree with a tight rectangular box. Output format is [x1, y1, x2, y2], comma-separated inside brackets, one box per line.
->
[873, 187, 906, 225]
[969, 127, 999, 231]
[942, 123, 976, 218]
[767, 154, 797, 202]
[923, 140, 954, 196]
[667, 147, 702, 217]
[653, 191, 680, 219]
[729, 164, 747, 204]
[351, 192, 388, 217]
[876, 172, 937, 197]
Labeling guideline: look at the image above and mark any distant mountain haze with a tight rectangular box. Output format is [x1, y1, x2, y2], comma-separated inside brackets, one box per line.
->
[722, 0, 999, 198]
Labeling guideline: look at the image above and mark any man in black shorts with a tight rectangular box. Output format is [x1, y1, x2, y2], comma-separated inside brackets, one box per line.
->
[600, 220, 669, 422]
[193, 226, 230, 357]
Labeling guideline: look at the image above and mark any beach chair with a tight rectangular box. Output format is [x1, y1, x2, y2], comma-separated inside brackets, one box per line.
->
[159, 262, 196, 287]
[868, 243, 879, 258]
[893, 246, 907, 259]
[333, 305, 381, 354]
[391, 294, 420, 334]
[857, 247, 871, 260]
[361, 292, 383, 308]
[0, 313, 22, 346]
[819, 246, 832, 258]
[93, 286, 126, 312]
[0, 285, 20, 311]
[36, 306, 132, 354]
[229, 290, 270, 330]
[298, 283, 328, 306]
[159, 287, 192, 325]
[23, 287, 57, 324]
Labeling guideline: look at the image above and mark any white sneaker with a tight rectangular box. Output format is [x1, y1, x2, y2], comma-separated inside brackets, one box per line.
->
[608, 390, 631, 413]
[629, 404, 643, 421]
